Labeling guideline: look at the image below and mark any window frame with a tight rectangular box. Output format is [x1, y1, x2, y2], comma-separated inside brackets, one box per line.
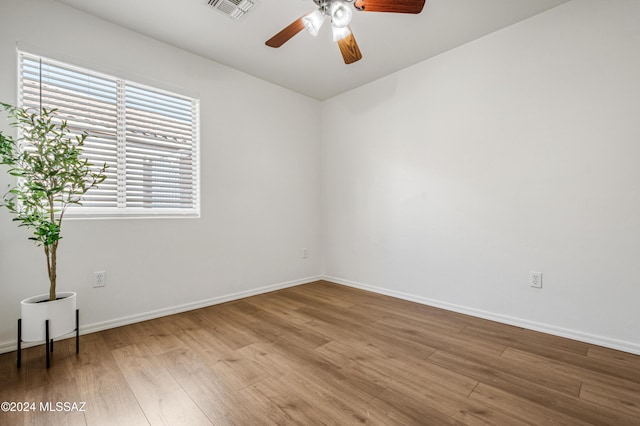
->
[17, 50, 201, 219]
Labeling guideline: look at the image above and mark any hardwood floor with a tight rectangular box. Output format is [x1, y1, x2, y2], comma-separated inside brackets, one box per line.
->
[1, 280, 640, 425]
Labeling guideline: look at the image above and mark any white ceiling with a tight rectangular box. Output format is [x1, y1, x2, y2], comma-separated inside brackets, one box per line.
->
[55, 0, 571, 100]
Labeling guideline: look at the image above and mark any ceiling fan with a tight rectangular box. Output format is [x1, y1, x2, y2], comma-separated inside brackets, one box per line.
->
[265, 0, 426, 65]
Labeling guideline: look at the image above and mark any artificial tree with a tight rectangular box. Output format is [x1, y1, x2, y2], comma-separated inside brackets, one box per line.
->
[0, 103, 107, 301]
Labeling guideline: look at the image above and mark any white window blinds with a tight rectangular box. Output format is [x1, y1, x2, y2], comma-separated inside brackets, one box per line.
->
[18, 51, 200, 217]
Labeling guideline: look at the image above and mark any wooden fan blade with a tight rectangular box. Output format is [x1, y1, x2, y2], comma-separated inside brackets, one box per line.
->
[337, 30, 362, 65]
[265, 17, 305, 48]
[354, 0, 426, 14]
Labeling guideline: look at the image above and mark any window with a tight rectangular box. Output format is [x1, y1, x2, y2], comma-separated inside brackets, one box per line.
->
[18, 51, 200, 218]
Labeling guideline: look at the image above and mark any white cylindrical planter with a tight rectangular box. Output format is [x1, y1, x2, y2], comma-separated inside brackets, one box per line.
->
[20, 292, 77, 342]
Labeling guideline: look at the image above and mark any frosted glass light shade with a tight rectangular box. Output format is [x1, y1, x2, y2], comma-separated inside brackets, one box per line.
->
[330, 1, 352, 28]
[303, 10, 324, 36]
[332, 24, 351, 42]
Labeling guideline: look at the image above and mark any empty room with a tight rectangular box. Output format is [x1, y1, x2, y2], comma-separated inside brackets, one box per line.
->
[1, 0, 639, 424]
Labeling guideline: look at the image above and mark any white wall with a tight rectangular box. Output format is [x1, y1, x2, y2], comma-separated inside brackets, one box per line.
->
[0, 0, 321, 350]
[321, 0, 640, 353]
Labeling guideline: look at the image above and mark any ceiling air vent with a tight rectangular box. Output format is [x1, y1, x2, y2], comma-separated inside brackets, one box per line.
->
[207, 0, 258, 21]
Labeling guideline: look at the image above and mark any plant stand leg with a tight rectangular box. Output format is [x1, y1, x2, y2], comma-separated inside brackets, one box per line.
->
[17, 319, 22, 368]
[75, 309, 79, 354]
[45, 320, 50, 369]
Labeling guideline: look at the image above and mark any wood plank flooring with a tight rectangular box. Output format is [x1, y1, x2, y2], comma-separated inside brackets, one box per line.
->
[1, 280, 640, 425]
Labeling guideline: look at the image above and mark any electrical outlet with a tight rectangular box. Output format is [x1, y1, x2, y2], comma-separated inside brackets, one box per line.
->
[302, 248, 308, 259]
[529, 271, 542, 288]
[93, 271, 106, 288]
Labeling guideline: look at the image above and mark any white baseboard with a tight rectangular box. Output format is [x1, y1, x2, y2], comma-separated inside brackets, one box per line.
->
[324, 275, 640, 356]
[0, 275, 323, 354]
[5, 274, 638, 356]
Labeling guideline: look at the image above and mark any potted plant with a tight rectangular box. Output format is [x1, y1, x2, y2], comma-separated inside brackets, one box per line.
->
[0, 103, 107, 343]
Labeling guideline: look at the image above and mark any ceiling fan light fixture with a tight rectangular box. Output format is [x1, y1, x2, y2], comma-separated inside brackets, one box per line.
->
[331, 24, 351, 42]
[302, 9, 324, 36]
[330, 1, 353, 28]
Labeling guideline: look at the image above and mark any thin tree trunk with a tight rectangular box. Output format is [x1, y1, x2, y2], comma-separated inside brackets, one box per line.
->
[45, 244, 57, 301]
[48, 195, 57, 301]
[49, 242, 57, 301]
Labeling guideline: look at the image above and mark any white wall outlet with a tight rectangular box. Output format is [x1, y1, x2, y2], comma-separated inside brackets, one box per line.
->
[302, 248, 308, 259]
[529, 271, 542, 288]
[93, 271, 106, 288]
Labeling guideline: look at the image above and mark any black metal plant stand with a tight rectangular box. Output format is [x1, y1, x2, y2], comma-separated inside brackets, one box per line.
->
[17, 309, 79, 368]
